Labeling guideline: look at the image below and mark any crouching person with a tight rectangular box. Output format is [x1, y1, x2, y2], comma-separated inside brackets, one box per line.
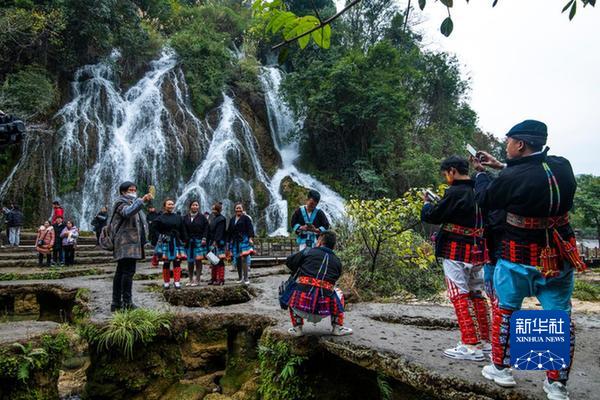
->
[282, 231, 352, 337]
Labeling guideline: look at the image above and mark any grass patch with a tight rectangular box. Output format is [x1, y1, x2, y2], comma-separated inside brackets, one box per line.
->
[573, 280, 600, 302]
[81, 309, 171, 360]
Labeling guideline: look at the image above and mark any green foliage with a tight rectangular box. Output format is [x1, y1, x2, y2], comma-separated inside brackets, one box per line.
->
[377, 373, 393, 400]
[573, 280, 600, 302]
[345, 190, 437, 273]
[253, 0, 332, 50]
[10, 343, 48, 382]
[84, 308, 172, 360]
[258, 336, 311, 400]
[572, 175, 600, 241]
[338, 188, 444, 300]
[169, 4, 246, 115]
[0, 65, 58, 119]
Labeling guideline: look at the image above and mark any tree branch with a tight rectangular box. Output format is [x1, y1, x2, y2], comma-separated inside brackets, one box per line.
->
[271, 0, 364, 50]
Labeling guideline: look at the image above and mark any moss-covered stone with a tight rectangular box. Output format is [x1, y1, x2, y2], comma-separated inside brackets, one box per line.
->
[280, 176, 309, 229]
[220, 329, 260, 396]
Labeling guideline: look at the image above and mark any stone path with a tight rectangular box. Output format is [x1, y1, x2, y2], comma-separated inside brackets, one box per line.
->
[1, 243, 599, 399]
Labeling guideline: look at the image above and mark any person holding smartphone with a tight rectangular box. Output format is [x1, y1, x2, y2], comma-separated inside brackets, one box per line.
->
[110, 181, 153, 311]
[472, 120, 584, 400]
[290, 189, 330, 251]
[421, 156, 490, 362]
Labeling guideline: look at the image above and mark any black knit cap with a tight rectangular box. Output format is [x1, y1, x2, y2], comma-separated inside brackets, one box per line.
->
[506, 120, 548, 146]
[307, 189, 321, 203]
[118, 181, 137, 195]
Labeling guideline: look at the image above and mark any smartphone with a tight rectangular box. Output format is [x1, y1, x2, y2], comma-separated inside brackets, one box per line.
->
[148, 185, 156, 198]
[424, 189, 441, 202]
[466, 143, 478, 158]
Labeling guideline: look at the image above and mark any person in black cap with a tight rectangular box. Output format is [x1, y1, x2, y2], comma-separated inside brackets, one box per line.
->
[471, 120, 585, 400]
[109, 181, 154, 311]
[290, 189, 330, 251]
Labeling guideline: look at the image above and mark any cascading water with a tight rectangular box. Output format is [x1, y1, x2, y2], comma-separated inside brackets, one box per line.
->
[55, 48, 207, 229]
[176, 92, 286, 229]
[259, 66, 345, 234]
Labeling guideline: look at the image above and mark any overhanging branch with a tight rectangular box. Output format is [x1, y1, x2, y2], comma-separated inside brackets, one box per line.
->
[271, 0, 363, 50]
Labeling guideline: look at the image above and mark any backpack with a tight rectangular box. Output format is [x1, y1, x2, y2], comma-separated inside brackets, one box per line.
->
[99, 203, 125, 251]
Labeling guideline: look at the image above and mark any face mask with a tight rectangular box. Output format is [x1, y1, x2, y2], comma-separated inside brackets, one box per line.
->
[126, 192, 137, 198]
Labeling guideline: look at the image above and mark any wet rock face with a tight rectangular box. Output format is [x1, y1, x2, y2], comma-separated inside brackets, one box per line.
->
[0, 284, 78, 323]
[162, 285, 257, 308]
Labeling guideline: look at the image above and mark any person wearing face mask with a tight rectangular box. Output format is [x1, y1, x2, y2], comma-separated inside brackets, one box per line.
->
[227, 203, 255, 285]
[471, 121, 585, 400]
[110, 181, 153, 311]
[421, 156, 490, 362]
[183, 200, 208, 286]
[151, 198, 188, 289]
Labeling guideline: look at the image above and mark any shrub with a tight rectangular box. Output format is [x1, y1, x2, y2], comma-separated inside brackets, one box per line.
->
[0, 65, 57, 119]
[573, 280, 600, 302]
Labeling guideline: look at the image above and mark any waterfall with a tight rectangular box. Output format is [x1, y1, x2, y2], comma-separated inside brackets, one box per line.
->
[55, 48, 207, 230]
[176, 93, 286, 230]
[258, 67, 345, 233]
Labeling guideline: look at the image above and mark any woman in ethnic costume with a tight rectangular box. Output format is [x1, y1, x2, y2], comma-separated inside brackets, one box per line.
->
[183, 200, 209, 286]
[207, 202, 227, 285]
[227, 203, 255, 285]
[151, 198, 188, 289]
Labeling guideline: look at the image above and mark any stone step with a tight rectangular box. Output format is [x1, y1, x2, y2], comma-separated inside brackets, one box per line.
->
[0, 244, 99, 253]
[1, 250, 151, 261]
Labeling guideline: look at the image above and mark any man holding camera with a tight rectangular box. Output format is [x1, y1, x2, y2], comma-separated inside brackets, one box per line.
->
[291, 189, 330, 251]
[472, 120, 585, 400]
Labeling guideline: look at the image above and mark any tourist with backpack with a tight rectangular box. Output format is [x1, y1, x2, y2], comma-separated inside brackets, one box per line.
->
[91, 207, 108, 246]
[6, 205, 24, 247]
[108, 181, 153, 312]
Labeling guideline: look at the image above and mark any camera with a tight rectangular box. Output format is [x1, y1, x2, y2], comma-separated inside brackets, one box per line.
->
[0, 111, 26, 147]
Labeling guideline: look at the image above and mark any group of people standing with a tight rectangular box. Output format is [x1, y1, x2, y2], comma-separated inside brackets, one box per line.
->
[421, 120, 585, 400]
[35, 201, 79, 267]
[1, 203, 24, 247]
[107, 181, 258, 311]
[148, 199, 255, 289]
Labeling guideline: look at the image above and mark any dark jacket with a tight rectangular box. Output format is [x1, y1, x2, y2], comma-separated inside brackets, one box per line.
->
[474, 172, 505, 264]
[421, 179, 483, 261]
[52, 222, 66, 247]
[6, 209, 24, 227]
[111, 195, 148, 261]
[286, 246, 342, 285]
[150, 212, 187, 246]
[208, 212, 227, 246]
[227, 214, 255, 243]
[91, 211, 108, 232]
[183, 213, 208, 241]
[475, 152, 576, 248]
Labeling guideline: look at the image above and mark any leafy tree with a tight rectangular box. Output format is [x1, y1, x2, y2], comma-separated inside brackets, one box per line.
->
[0, 65, 57, 119]
[573, 175, 600, 243]
[345, 190, 434, 273]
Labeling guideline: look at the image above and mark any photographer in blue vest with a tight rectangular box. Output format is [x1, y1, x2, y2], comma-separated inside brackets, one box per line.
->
[290, 189, 330, 251]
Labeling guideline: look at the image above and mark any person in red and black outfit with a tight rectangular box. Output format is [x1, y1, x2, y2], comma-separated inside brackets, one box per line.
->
[183, 200, 209, 286]
[282, 231, 352, 337]
[50, 201, 64, 224]
[207, 202, 227, 285]
[151, 199, 188, 289]
[421, 156, 490, 361]
[473, 120, 585, 400]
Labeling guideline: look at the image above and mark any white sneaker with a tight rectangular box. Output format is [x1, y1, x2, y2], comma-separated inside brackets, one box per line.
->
[174, 282, 181, 289]
[543, 378, 569, 400]
[288, 326, 303, 337]
[331, 325, 353, 336]
[236, 279, 244, 284]
[480, 341, 492, 353]
[244, 280, 250, 285]
[443, 343, 484, 361]
[163, 282, 171, 289]
[481, 364, 517, 387]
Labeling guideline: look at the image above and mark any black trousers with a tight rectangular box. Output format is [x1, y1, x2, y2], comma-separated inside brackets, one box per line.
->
[52, 246, 64, 264]
[63, 245, 75, 265]
[112, 258, 137, 306]
[38, 253, 51, 266]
